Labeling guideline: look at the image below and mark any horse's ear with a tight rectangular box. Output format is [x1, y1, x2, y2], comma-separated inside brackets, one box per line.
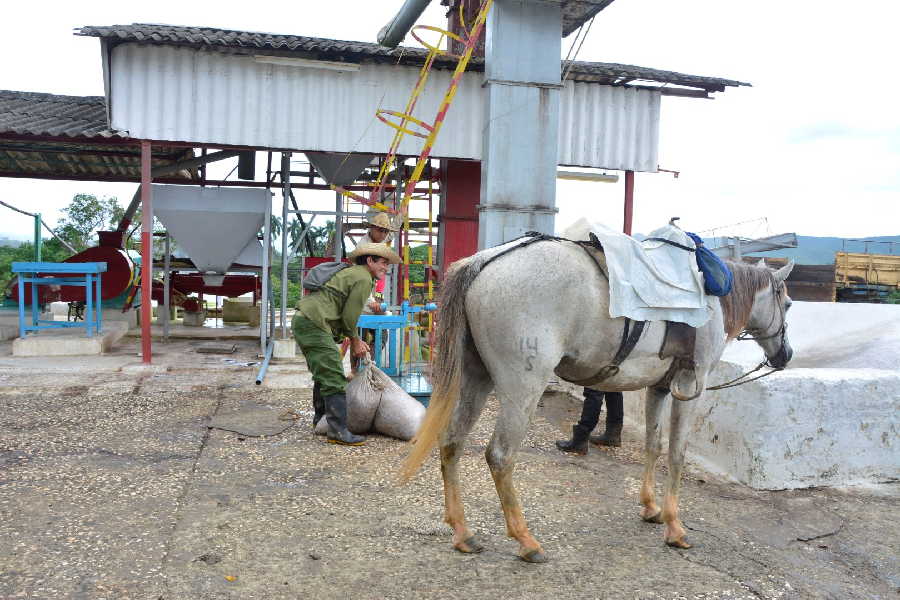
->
[773, 260, 795, 284]
[755, 258, 767, 268]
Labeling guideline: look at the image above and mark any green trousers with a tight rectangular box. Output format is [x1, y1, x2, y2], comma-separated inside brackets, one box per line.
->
[292, 314, 347, 397]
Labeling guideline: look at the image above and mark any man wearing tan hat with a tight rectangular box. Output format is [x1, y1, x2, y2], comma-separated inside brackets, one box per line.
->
[292, 243, 402, 446]
[360, 211, 399, 246]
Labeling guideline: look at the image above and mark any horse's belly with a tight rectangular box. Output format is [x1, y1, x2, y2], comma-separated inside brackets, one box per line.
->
[593, 357, 674, 391]
[556, 356, 674, 392]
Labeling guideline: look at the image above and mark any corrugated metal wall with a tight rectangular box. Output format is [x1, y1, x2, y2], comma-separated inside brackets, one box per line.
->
[559, 82, 659, 171]
[109, 44, 659, 171]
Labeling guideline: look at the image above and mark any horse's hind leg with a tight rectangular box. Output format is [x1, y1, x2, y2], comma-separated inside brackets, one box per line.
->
[440, 347, 492, 554]
[640, 387, 669, 524]
[485, 374, 548, 563]
[661, 396, 696, 549]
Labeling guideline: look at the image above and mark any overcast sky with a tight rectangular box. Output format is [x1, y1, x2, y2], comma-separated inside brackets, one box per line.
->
[1, 0, 898, 242]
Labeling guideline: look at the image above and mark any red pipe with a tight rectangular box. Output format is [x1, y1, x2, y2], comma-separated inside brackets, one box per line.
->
[140, 141, 153, 364]
[623, 170, 634, 236]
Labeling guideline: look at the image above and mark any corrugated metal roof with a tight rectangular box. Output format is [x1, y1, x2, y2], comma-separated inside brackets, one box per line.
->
[0, 90, 123, 138]
[560, 0, 617, 36]
[76, 23, 749, 94]
[441, 0, 616, 37]
[0, 90, 194, 182]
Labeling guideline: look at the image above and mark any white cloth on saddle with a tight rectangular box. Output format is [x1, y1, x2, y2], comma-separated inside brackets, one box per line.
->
[588, 223, 713, 327]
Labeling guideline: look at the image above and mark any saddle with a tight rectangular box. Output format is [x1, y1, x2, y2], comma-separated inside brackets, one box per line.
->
[570, 244, 701, 398]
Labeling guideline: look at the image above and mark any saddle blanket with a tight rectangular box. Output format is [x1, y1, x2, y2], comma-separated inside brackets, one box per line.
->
[565, 219, 713, 327]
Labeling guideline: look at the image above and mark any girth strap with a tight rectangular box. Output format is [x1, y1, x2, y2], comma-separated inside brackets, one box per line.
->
[653, 320, 698, 390]
[570, 318, 647, 387]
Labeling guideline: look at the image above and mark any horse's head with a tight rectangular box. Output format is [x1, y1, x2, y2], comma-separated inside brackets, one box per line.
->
[744, 259, 794, 368]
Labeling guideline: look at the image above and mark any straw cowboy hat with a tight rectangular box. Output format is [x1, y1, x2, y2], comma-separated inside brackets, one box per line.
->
[366, 212, 400, 232]
[350, 242, 402, 264]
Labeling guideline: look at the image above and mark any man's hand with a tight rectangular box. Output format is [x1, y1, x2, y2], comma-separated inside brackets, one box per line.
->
[367, 300, 384, 314]
[350, 337, 370, 359]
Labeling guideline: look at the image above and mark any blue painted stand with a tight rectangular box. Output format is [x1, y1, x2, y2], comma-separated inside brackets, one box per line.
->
[12, 262, 107, 338]
[357, 301, 437, 404]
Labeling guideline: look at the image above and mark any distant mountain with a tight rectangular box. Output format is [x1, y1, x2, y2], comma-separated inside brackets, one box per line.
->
[0, 237, 23, 248]
[745, 235, 900, 265]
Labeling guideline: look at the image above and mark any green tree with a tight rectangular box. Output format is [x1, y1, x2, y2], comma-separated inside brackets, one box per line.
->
[55, 194, 124, 251]
[0, 240, 70, 297]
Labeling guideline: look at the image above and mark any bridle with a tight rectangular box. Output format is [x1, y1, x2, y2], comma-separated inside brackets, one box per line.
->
[707, 276, 790, 390]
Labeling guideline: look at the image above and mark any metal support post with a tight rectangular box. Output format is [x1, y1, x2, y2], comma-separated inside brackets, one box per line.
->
[33, 213, 41, 261]
[140, 141, 153, 364]
[334, 191, 344, 260]
[163, 232, 171, 342]
[623, 170, 634, 235]
[280, 153, 290, 340]
[260, 193, 272, 355]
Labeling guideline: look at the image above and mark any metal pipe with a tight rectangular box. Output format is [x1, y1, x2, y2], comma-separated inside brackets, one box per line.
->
[377, 0, 433, 48]
[255, 340, 275, 385]
[280, 153, 290, 340]
[140, 141, 153, 364]
[623, 170, 634, 236]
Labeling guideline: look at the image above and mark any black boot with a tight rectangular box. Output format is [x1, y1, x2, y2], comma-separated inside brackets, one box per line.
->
[323, 393, 366, 446]
[555, 425, 591, 455]
[312, 382, 325, 429]
[590, 422, 623, 447]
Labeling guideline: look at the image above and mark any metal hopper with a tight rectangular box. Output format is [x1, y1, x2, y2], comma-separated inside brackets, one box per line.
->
[152, 185, 269, 286]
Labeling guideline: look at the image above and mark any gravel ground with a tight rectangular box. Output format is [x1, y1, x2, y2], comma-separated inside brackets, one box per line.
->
[0, 338, 897, 599]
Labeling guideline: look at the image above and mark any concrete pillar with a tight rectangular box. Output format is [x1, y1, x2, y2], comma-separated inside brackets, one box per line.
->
[478, 0, 561, 249]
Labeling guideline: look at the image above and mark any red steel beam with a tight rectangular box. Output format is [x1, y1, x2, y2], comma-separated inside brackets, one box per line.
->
[140, 141, 153, 364]
[623, 170, 634, 236]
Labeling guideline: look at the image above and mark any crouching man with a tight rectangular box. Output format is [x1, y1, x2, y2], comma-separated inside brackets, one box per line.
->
[292, 243, 401, 446]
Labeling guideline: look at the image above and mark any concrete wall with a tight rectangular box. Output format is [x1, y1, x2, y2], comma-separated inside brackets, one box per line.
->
[622, 361, 899, 490]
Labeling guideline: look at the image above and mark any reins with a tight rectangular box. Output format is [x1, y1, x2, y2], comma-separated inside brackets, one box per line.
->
[706, 360, 783, 390]
[707, 275, 788, 391]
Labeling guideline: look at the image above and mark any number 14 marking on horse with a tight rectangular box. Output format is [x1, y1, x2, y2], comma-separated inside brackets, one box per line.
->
[519, 336, 538, 371]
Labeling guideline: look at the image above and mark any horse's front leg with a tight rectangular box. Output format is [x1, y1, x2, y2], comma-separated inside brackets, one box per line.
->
[661, 396, 696, 548]
[485, 384, 547, 563]
[640, 387, 669, 523]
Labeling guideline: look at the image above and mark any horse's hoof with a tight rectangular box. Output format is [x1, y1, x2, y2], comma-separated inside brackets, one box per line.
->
[520, 549, 548, 563]
[641, 510, 663, 524]
[454, 536, 484, 554]
[665, 537, 692, 549]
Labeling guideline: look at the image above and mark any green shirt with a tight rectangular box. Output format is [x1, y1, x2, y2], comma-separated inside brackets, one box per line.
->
[297, 265, 374, 341]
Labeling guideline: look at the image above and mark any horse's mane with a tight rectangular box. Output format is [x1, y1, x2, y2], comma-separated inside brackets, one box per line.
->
[719, 261, 775, 340]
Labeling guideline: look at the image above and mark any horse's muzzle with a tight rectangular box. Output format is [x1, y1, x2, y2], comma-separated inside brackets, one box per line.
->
[768, 343, 793, 369]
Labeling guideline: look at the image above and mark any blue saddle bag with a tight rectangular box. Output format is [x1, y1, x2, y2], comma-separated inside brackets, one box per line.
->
[686, 232, 733, 296]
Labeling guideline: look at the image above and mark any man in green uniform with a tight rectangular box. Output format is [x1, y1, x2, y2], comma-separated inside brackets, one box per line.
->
[292, 243, 401, 446]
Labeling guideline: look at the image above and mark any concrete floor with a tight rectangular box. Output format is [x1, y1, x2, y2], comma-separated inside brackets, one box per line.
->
[0, 338, 898, 599]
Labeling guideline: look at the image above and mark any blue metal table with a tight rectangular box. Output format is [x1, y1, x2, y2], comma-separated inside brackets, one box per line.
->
[357, 301, 437, 405]
[11, 262, 107, 338]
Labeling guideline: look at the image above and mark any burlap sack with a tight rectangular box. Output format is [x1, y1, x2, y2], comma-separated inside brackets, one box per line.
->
[314, 358, 385, 435]
[372, 378, 425, 441]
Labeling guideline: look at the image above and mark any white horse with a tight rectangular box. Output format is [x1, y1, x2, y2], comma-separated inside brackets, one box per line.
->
[401, 236, 794, 562]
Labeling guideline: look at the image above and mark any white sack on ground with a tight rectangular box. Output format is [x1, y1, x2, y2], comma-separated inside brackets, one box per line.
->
[373, 377, 426, 441]
[314, 360, 425, 440]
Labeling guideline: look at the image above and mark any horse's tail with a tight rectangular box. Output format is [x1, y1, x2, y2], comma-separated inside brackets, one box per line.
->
[399, 252, 488, 482]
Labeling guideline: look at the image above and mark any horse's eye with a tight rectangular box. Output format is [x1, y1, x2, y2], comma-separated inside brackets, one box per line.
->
[785, 300, 792, 312]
